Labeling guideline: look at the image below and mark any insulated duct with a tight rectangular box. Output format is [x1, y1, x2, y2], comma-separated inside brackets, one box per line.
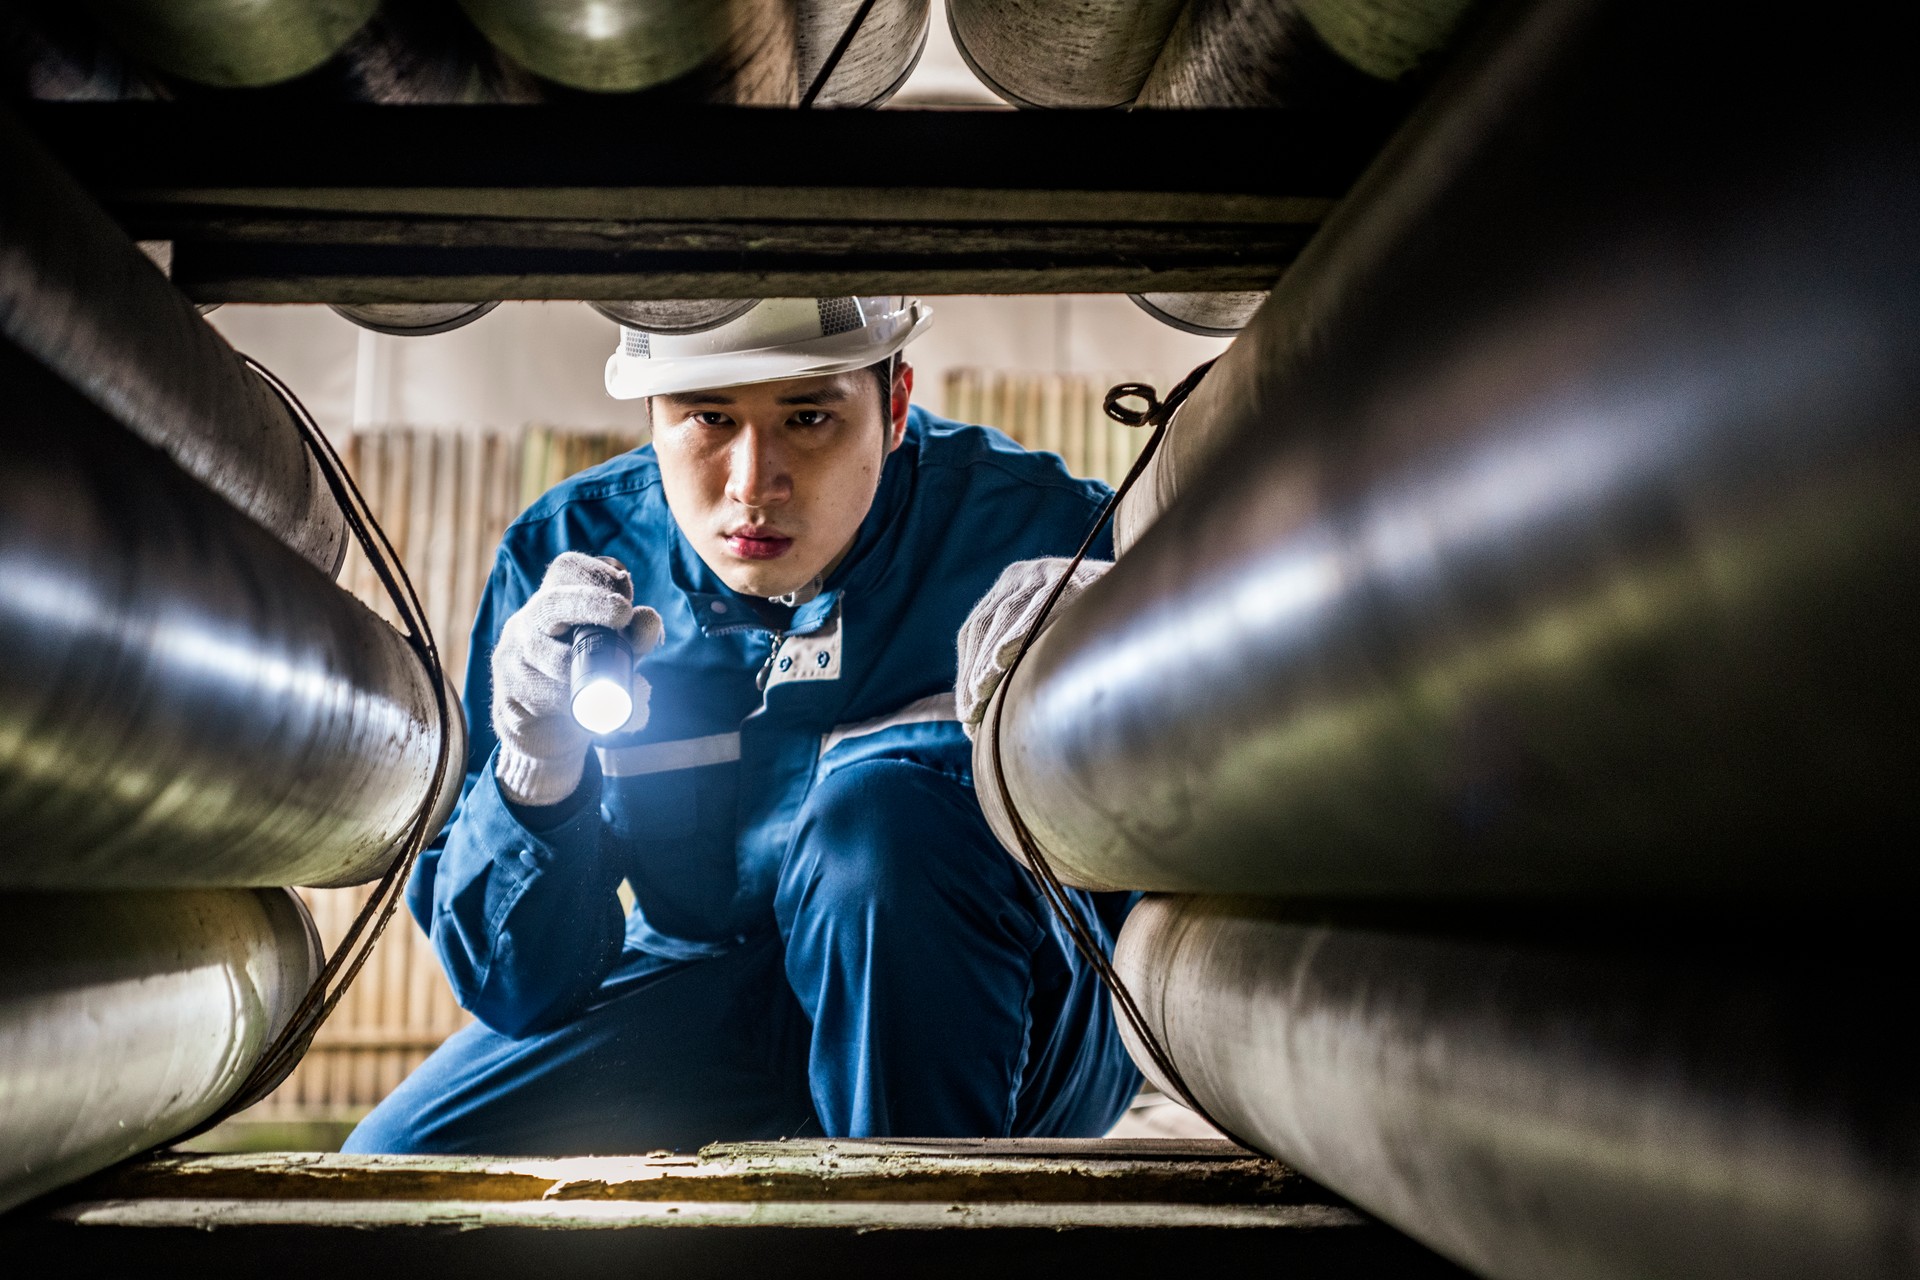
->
[1114, 895, 1920, 1280]
[75, 0, 377, 88]
[0, 888, 321, 1213]
[981, 0, 1920, 898]
[798, 0, 928, 107]
[455, 0, 797, 101]
[0, 108, 348, 576]
[0, 339, 464, 891]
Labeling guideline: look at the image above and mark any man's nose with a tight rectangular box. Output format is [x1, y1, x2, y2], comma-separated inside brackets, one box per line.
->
[726, 426, 790, 509]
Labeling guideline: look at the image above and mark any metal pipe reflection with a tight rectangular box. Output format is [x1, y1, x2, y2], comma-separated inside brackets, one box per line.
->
[0, 339, 462, 890]
[985, 0, 1920, 900]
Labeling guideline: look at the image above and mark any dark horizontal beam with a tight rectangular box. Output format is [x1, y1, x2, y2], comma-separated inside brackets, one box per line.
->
[18, 104, 1380, 300]
[23, 104, 1384, 197]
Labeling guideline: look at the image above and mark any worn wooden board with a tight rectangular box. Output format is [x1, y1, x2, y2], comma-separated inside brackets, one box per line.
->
[2, 1141, 1470, 1277]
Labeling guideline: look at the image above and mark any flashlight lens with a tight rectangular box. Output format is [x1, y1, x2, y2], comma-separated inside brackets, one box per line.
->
[571, 678, 633, 735]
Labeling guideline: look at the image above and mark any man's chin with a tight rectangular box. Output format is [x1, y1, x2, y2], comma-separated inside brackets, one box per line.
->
[717, 559, 822, 601]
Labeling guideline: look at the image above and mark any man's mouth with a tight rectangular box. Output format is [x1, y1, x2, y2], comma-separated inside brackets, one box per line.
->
[725, 527, 794, 561]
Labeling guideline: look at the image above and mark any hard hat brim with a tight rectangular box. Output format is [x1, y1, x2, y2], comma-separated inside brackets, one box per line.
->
[604, 301, 931, 401]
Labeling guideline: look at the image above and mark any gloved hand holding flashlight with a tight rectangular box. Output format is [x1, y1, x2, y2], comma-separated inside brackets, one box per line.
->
[491, 552, 665, 807]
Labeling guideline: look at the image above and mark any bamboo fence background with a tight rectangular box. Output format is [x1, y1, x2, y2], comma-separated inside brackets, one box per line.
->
[247, 370, 1165, 1123]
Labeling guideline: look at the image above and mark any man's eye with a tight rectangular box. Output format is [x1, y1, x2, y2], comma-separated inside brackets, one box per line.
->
[694, 412, 732, 427]
[791, 410, 829, 427]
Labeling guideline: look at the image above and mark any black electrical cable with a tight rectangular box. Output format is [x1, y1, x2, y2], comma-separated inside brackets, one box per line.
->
[984, 359, 1257, 1149]
[799, 0, 883, 108]
[163, 360, 456, 1145]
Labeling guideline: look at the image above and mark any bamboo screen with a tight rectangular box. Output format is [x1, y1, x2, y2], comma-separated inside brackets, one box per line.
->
[249, 371, 1157, 1123]
[255, 427, 647, 1123]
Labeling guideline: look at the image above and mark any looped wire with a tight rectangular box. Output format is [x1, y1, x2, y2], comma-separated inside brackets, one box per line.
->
[1103, 358, 1216, 430]
[988, 358, 1254, 1148]
[161, 360, 456, 1146]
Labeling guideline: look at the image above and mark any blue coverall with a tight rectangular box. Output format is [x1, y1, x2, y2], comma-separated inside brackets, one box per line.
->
[345, 407, 1140, 1154]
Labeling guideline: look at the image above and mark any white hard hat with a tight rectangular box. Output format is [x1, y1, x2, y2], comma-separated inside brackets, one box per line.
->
[603, 296, 932, 400]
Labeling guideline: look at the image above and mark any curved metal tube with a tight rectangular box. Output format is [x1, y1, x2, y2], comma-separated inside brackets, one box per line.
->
[1128, 291, 1267, 337]
[0, 887, 320, 1213]
[76, 0, 377, 88]
[1137, 0, 1473, 107]
[457, 0, 796, 100]
[1116, 895, 1920, 1280]
[798, 0, 928, 107]
[331, 301, 501, 337]
[0, 339, 463, 890]
[1, 108, 347, 576]
[986, 0, 1920, 898]
[282, 0, 544, 103]
[946, 0, 1186, 108]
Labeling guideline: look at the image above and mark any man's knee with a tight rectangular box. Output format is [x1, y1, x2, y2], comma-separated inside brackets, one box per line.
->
[779, 759, 1014, 927]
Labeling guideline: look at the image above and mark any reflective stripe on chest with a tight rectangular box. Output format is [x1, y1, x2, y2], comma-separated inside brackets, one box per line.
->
[598, 731, 741, 777]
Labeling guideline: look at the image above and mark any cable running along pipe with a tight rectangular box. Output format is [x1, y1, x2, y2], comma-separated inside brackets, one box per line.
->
[168, 361, 455, 1137]
[983, 360, 1251, 1146]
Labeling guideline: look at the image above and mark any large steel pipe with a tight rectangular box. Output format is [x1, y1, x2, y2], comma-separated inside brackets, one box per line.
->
[0, 339, 463, 890]
[1115, 895, 1920, 1280]
[0, 888, 321, 1213]
[983, 0, 1920, 898]
[75, 0, 377, 88]
[947, 0, 1186, 108]
[799, 0, 928, 107]
[1129, 0, 1478, 338]
[1137, 0, 1475, 108]
[456, 0, 797, 101]
[1, 108, 347, 576]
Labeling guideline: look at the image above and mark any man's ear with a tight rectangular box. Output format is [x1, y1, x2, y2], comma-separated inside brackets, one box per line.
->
[887, 362, 914, 453]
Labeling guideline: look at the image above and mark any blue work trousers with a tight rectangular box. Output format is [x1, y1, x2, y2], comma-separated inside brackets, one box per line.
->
[344, 758, 1139, 1153]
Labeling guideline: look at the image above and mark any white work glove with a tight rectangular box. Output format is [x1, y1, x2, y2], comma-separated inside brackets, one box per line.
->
[956, 557, 1112, 739]
[492, 552, 665, 807]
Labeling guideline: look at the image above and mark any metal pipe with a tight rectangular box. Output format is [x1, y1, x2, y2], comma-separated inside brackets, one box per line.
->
[75, 0, 377, 88]
[271, 0, 545, 103]
[0, 338, 464, 891]
[1137, 0, 1474, 108]
[798, 0, 928, 107]
[1125, 1, 1475, 339]
[1114, 895, 1920, 1280]
[0, 887, 321, 1213]
[331, 301, 501, 337]
[1, 107, 347, 576]
[946, 0, 1186, 108]
[984, 0, 1920, 898]
[1, 1, 164, 100]
[455, 0, 797, 101]
[1129, 291, 1267, 338]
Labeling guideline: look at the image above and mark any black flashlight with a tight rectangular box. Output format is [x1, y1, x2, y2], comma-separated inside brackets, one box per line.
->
[569, 625, 634, 734]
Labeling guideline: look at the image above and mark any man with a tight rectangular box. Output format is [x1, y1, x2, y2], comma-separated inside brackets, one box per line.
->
[346, 297, 1136, 1154]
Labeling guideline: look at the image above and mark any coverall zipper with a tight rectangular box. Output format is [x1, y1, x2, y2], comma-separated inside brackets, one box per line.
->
[755, 629, 786, 692]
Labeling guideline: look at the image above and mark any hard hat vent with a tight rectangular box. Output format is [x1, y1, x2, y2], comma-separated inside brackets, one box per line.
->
[817, 297, 862, 337]
[623, 329, 650, 358]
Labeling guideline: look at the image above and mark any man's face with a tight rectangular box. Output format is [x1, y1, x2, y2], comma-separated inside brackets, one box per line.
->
[650, 364, 912, 598]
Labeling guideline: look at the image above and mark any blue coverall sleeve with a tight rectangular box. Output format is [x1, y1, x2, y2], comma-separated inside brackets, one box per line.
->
[405, 548, 628, 1038]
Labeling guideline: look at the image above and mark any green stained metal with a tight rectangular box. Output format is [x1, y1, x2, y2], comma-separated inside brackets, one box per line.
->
[454, 0, 793, 97]
[80, 0, 378, 87]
